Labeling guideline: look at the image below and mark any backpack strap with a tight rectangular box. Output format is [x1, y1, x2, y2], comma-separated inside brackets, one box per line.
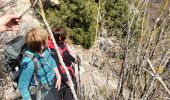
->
[24, 53, 39, 74]
[24, 53, 41, 100]
[58, 45, 67, 60]
[32, 58, 41, 100]
[58, 45, 76, 78]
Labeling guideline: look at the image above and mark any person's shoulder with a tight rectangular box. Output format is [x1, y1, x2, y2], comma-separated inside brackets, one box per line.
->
[22, 50, 34, 63]
[44, 48, 52, 57]
[44, 48, 50, 54]
[21, 56, 34, 70]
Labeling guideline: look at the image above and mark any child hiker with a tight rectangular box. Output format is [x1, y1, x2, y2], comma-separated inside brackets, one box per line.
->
[48, 28, 77, 100]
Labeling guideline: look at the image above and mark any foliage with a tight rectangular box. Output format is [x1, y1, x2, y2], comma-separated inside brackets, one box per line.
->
[45, 0, 97, 48]
[45, 0, 136, 48]
[100, 0, 130, 38]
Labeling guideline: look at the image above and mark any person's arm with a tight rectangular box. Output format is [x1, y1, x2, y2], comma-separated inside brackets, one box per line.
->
[18, 58, 34, 100]
[0, 14, 21, 32]
[54, 67, 61, 90]
[50, 53, 61, 90]
[50, 48, 68, 82]
[63, 50, 76, 64]
[65, 45, 76, 63]
[67, 52, 76, 63]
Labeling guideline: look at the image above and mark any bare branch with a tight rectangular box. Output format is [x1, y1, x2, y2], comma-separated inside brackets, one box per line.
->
[145, 57, 170, 96]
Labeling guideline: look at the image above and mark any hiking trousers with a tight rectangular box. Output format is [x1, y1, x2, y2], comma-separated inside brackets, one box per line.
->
[59, 87, 74, 100]
[59, 78, 77, 100]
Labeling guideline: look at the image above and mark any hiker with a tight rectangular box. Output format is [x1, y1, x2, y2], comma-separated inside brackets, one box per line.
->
[48, 28, 77, 100]
[18, 28, 61, 100]
[0, 14, 21, 32]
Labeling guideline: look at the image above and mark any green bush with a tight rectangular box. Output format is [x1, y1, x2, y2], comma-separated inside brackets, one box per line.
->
[45, 0, 97, 48]
[103, 0, 129, 29]
[100, 0, 132, 38]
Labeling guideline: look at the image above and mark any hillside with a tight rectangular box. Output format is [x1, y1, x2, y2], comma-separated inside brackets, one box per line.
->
[0, 0, 170, 100]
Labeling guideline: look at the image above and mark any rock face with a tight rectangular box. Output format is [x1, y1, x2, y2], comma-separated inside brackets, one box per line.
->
[69, 40, 119, 99]
[99, 37, 117, 58]
[0, 0, 40, 44]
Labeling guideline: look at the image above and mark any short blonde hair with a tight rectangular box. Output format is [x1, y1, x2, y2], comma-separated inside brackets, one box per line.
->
[26, 28, 48, 52]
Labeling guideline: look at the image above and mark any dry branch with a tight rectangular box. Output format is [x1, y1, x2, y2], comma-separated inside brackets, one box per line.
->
[145, 57, 170, 96]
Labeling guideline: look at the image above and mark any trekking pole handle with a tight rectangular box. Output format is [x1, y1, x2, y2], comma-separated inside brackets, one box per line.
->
[76, 55, 81, 68]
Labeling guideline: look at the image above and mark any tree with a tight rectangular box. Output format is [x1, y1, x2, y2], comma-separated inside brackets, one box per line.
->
[45, 0, 98, 48]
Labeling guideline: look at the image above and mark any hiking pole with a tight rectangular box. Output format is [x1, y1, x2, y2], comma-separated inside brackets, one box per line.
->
[76, 55, 81, 99]
[76, 55, 81, 84]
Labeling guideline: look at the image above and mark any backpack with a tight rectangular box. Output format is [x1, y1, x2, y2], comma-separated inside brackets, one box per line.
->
[4, 36, 43, 99]
[4, 36, 26, 83]
[4, 36, 39, 87]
